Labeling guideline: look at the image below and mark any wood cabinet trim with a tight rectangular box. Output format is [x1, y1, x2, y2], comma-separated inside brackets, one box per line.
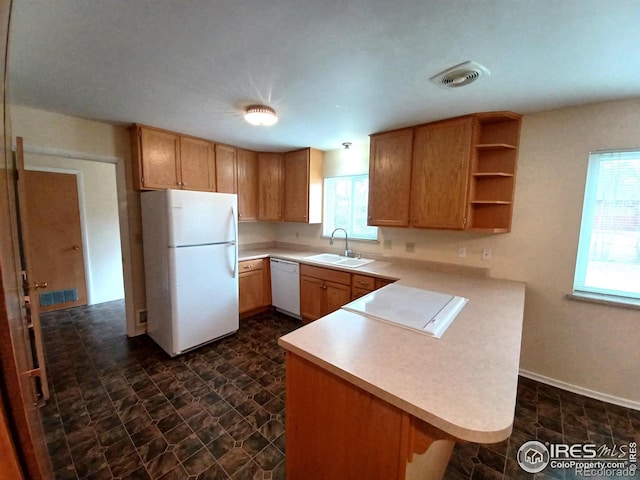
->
[299, 264, 351, 285]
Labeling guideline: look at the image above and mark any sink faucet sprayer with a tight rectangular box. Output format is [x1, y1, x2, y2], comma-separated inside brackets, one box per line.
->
[329, 228, 354, 257]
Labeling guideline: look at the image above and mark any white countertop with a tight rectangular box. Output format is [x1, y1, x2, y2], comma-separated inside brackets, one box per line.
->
[241, 246, 526, 443]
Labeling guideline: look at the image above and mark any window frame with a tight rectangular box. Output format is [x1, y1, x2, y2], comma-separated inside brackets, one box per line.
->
[572, 149, 640, 305]
[322, 174, 378, 242]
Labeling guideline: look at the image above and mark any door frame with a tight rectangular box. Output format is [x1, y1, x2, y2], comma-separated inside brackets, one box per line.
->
[18, 143, 136, 336]
[23, 166, 92, 305]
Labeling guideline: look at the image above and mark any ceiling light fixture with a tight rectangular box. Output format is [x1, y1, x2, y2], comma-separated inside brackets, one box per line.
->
[245, 105, 278, 126]
[342, 142, 352, 149]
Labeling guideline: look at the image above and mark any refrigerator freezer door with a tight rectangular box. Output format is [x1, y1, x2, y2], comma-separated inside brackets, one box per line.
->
[167, 189, 237, 246]
[170, 243, 239, 354]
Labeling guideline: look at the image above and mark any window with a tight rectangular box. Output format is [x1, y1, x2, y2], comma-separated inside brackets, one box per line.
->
[323, 175, 378, 241]
[573, 150, 640, 302]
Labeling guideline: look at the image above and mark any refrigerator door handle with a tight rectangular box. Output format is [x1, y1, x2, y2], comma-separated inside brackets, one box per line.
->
[231, 206, 238, 278]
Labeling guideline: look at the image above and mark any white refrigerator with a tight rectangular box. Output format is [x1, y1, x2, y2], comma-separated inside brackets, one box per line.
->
[141, 189, 239, 356]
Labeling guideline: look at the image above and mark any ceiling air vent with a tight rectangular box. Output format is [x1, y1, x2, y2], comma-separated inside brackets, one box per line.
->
[430, 61, 490, 88]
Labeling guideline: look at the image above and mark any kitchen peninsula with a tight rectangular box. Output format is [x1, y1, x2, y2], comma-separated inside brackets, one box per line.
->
[244, 248, 526, 480]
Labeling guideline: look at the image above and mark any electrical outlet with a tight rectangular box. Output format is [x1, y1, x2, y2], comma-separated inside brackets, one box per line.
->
[405, 242, 415, 253]
[383, 239, 392, 249]
[481, 248, 492, 261]
[458, 247, 467, 258]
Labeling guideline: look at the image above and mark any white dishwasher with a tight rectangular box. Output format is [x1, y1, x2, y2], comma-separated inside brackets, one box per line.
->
[270, 258, 301, 319]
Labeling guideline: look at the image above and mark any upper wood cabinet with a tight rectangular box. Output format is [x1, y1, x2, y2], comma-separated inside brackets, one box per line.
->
[368, 129, 413, 227]
[410, 117, 472, 229]
[215, 144, 237, 194]
[130, 124, 215, 191]
[368, 112, 521, 233]
[180, 136, 215, 192]
[283, 148, 323, 223]
[257, 153, 284, 221]
[130, 125, 181, 190]
[236, 149, 258, 222]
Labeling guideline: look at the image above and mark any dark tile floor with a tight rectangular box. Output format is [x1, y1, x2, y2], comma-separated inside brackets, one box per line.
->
[39, 301, 639, 480]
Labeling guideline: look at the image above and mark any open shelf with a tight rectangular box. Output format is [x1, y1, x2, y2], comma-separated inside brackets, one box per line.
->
[466, 112, 521, 232]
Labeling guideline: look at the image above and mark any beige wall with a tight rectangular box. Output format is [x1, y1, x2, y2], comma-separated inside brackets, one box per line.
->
[274, 99, 640, 406]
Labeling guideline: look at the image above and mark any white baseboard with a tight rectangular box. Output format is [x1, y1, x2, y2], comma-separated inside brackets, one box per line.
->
[519, 369, 640, 412]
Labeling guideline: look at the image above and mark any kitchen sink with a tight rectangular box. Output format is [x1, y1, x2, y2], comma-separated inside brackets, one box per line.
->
[304, 253, 375, 268]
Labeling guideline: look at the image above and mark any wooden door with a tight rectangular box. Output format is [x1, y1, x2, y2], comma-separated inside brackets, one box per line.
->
[0, 390, 23, 479]
[324, 281, 350, 316]
[410, 118, 472, 229]
[236, 149, 258, 221]
[299, 275, 324, 321]
[180, 136, 215, 191]
[14, 139, 49, 401]
[215, 144, 237, 193]
[0, 2, 52, 474]
[23, 170, 87, 313]
[283, 149, 310, 222]
[368, 129, 413, 227]
[257, 153, 283, 221]
[139, 127, 181, 189]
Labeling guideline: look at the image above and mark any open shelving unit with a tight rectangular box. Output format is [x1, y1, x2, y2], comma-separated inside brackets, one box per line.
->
[467, 112, 522, 232]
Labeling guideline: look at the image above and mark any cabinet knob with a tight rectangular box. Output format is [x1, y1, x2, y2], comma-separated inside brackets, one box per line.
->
[243, 264, 253, 269]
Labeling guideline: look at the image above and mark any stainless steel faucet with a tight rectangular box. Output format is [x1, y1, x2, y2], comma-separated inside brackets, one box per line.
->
[329, 228, 354, 257]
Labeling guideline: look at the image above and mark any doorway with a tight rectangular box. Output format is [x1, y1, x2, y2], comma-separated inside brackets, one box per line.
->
[22, 159, 125, 309]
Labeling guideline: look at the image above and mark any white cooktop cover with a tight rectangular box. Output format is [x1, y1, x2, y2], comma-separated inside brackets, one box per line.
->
[342, 284, 468, 338]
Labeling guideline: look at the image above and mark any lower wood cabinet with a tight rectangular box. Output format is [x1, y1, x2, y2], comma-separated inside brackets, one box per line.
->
[351, 273, 375, 300]
[286, 353, 455, 480]
[238, 259, 271, 316]
[299, 264, 351, 322]
[300, 265, 395, 322]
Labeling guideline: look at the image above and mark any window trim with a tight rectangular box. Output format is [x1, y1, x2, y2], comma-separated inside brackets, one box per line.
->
[322, 174, 378, 242]
[572, 149, 640, 306]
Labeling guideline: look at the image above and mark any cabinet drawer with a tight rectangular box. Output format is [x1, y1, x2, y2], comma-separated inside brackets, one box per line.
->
[351, 274, 375, 291]
[374, 278, 394, 290]
[300, 264, 351, 286]
[239, 258, 264, 272]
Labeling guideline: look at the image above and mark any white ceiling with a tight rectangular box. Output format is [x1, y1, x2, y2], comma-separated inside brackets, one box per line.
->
[8, 0, 640, 152]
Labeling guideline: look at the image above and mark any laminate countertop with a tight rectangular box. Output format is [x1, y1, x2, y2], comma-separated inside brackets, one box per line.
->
[240, 247, 526, 443]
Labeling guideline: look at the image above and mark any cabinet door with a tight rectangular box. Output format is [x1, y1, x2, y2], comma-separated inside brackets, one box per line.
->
[237, 149, 258, 222]
[180, 136, 215, 191]
[257, 153, 283, 221]
[139, 127, 181, 189]
[239, 269, 264, 313]
[410, 118, 472, 229]
[215, 144, 237, 193]
[368, 129, 413, 227]
[300, 275, 325, 321]
[283, 149, 310, 222]
[325, 281, 351, 316]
